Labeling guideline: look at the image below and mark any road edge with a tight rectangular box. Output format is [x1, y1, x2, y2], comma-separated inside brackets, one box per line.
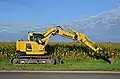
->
[0, 70, 120, 73]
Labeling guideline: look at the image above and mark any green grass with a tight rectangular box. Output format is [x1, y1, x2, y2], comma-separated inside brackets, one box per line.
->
[0, 58, 120, 71]
[0, 42, 120, 71]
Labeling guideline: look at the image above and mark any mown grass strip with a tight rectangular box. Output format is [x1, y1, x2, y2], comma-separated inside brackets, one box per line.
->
[0, 58, 120, 71]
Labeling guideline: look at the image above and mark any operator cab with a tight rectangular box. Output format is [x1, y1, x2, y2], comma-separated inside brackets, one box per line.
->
[28, 32, 44, 43]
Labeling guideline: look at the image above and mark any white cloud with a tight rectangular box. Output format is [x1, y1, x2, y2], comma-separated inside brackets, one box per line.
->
[0, 29, 7, 32]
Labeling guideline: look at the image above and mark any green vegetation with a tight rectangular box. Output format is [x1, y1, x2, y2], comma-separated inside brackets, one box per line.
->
[0, 59, 120, 71]
[0, 42, 120, 71]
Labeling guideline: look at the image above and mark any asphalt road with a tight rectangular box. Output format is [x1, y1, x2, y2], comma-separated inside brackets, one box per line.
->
[0, 71, 120, 79]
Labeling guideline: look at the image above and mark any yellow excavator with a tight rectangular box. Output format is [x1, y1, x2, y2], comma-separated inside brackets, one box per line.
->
[11, 26, 114, 64]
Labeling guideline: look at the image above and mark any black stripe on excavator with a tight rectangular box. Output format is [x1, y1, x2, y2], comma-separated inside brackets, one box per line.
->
[19, 52, 26, 56]
[56, 26, 64, 30]
[26, 43, 32, 51]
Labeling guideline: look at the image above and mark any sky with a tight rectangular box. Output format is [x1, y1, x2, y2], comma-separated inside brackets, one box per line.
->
[0, 0, 120, 26]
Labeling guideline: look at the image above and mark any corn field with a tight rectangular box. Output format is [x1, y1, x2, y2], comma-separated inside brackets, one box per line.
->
[0, 42, 120, 61]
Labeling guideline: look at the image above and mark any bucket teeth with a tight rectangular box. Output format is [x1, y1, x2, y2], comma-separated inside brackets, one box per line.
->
[108, 57, 115, 64]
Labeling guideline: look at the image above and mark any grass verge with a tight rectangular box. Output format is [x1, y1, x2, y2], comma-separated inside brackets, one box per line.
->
[0, 58, 120, 71]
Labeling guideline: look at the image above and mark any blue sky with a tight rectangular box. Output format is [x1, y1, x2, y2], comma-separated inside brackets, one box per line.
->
[0, 0, 120, 26]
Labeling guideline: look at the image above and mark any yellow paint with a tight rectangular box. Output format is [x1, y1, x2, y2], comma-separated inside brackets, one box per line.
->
[16, 26, 102, 56]
[16, 40, 46, 55]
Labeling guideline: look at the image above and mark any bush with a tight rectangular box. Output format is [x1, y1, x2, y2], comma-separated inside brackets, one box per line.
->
[0, 42, 120, 61]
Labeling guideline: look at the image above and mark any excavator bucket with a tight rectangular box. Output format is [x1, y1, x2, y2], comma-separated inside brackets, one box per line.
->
[103, 56, 115, 64]
[99, 50, 115, 64]
[100, 56, 114, 64]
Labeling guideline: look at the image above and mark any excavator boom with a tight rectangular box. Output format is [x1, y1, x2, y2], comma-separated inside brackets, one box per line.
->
[41, 26, 101, 52]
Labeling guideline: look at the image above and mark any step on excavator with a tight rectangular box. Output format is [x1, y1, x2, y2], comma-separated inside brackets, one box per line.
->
[11, 26, 114, 65]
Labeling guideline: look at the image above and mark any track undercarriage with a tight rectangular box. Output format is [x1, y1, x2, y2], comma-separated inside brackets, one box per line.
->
[11, 54, 63, 65]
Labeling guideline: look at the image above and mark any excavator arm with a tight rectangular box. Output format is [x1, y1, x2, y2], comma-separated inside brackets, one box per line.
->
[36, 26, 113, 64]
[39, 26, 101, 52]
